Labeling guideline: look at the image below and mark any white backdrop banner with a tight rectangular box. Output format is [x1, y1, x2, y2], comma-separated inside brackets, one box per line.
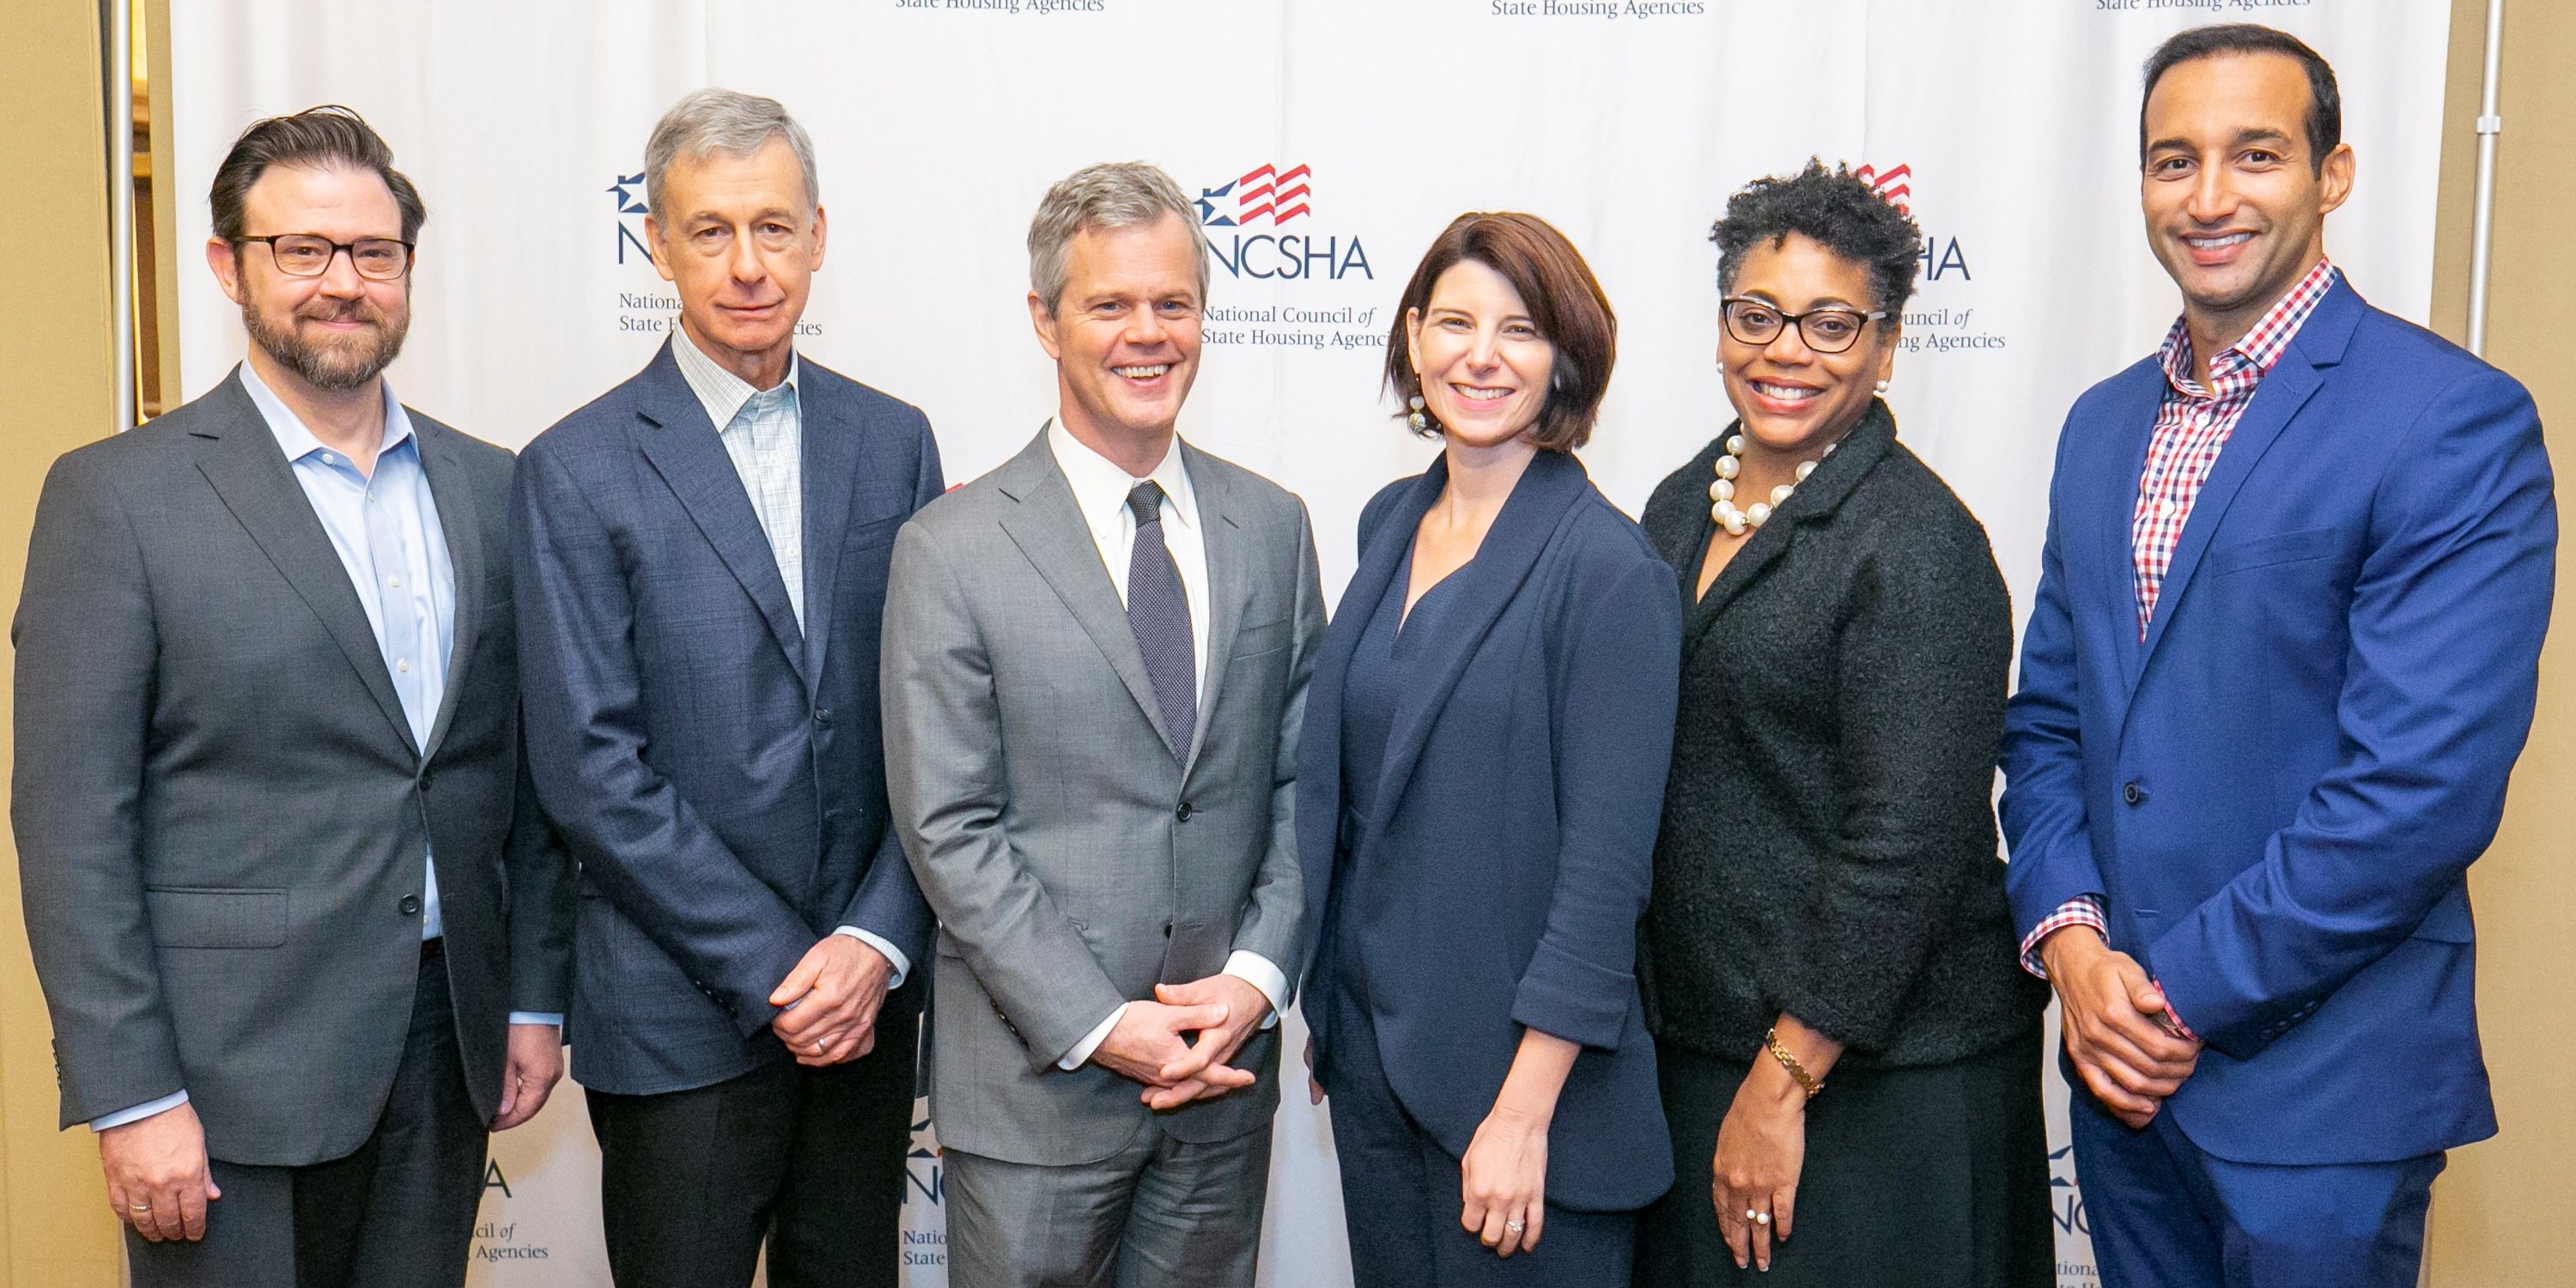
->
[167, 3, 2451, 1285]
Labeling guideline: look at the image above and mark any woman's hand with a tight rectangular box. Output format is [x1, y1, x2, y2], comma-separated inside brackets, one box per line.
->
[1461, 1103, 1549, 1257]
[1713, 1017, 1838, 1272]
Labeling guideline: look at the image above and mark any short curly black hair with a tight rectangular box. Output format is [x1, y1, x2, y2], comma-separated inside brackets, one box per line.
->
[1709, 160, 1922, 319]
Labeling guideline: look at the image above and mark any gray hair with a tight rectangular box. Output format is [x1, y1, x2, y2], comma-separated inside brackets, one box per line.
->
[1028, 161, 1210, 314]
[643, 88, 820, 222]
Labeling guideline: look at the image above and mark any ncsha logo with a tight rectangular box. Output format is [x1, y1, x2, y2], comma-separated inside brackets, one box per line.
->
[610, 172, 652, 265]
[1198, 162, 1373, 283]
[1854, 161, 1971, 283]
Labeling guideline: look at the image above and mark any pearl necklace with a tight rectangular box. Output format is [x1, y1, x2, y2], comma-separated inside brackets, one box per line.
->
[1708, 433, 1833, 536]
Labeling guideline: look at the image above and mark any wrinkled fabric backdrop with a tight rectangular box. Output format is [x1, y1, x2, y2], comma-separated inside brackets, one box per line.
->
[167, 3, 2449, 1284]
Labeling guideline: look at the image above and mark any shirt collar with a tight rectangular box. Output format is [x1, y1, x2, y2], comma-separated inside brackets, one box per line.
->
[1045, 418, 1199, 545]
[238, 361, 416, 465]
[2157, 257, 2340, 398]
[671, 326, 800, 431]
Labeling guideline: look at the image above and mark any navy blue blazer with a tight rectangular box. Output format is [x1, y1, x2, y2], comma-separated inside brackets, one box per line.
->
[1297, 449, 1680, 1212]
[513, 340, 944, 1096]
[2000, 279, 2555, 1165]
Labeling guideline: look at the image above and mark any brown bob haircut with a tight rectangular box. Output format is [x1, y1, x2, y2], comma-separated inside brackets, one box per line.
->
[1383, 212, 1617, 453]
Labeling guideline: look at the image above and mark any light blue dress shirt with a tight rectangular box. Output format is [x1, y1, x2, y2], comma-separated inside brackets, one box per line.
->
[671, 332, 913, 988]
[93, 368, 556, 1133]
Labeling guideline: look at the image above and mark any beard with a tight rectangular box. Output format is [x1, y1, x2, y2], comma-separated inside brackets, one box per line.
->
[241, 294, 409, 392]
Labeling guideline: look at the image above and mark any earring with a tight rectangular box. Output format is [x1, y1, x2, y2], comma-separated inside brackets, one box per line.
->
[1407, 394, 1430, 433]
[1873, 379, 1891, 396]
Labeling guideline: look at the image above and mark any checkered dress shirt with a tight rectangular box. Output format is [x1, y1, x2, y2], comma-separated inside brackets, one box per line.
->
[2015, 261, 2342, 1036]
[673, 331, 805, 629]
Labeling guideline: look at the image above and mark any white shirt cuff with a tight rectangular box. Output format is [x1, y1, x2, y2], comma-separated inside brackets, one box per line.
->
[1060, 1003, 1129, 1071]
[833, 927, 912, 991]
[91, 1090, 189, 1133]
[507, 1012, 563, 1028]
[1223, 951, 1287, 1031]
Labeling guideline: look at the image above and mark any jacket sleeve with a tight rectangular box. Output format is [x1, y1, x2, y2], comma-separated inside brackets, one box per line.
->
[511, 441, 814, 1037]
[880, 520, 1129, 1069]
[2148, 368, 2555, 1058]
[835, 409, 948, 971]
[1512, 551, 1682, 1050]
[1225, 497, 1325, 993]
[1774, 517, 2014, 1051]
[1998, 409, 2113, 937]
[502, 723, 575, 1016]
[10, 452, 185, 1127]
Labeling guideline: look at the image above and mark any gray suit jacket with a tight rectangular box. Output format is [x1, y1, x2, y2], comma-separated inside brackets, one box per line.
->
[884, 428, 1321, 1166]
[10, 370, 573, 1166]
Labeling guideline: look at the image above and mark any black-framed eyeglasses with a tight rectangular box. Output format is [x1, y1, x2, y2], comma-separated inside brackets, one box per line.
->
[1721, 296, 1886, 355]
[237, 234, 415, 282]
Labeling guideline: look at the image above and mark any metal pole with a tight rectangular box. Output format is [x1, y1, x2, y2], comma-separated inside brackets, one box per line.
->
[107, 0, 137, 431]
[2466, 0, 2506, 358]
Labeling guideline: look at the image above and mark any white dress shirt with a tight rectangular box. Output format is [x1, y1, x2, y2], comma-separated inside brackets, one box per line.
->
[672, 331, 911, 989]
[1042, 421, 1288, 1070]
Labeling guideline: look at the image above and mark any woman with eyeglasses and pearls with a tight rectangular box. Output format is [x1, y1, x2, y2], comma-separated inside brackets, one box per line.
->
[1632, 162, 2051, 1286]
[1297, 212, 1680, 1287]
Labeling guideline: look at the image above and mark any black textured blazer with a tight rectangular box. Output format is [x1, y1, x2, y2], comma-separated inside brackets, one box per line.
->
[1636, 401, 2045, 1068]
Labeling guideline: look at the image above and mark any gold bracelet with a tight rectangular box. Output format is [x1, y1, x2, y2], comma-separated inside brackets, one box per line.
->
[1765, 1027, 1824, 1100]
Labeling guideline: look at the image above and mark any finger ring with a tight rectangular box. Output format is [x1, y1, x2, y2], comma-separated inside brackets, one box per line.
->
[1504, 1219, 1524, 1233]
[131, 1203, 152, 1212]
[1755, 1210, 1772, 1226]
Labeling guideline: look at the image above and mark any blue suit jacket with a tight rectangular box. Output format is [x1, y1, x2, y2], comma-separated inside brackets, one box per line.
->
[513, 340, 944, 1095]
[1297, 449, 1680, 1211]
[2000, 279, 2554, 1164]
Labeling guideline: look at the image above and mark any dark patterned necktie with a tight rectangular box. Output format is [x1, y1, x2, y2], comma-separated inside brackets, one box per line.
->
[1125, 481, 1196, 756]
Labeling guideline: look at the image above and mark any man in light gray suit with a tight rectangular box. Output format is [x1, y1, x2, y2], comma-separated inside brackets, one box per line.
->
[881, 162, 1322, 1288]
[12, 107, 569, 1286]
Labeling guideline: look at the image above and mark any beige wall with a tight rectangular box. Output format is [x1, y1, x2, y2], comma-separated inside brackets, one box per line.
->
[0, 3, 131, 1285]
[2426, 2, 2576, 1283]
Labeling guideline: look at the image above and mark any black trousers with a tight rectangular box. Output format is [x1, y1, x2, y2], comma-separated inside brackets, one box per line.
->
[585, 1003, 920, 1288]
[127, 943, 489, 1288]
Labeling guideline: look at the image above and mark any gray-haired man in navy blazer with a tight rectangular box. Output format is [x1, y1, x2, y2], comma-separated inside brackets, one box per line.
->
[513, 89, 941, 1288]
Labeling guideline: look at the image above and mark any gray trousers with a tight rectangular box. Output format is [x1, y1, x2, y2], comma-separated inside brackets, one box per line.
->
[942, 1116, 1272, 1288]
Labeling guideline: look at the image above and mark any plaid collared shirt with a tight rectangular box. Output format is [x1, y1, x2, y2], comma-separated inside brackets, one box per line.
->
[673, 331, 805, 629]
[2015, 260, 2341, 1038]
[2127, 257, 2339, 638]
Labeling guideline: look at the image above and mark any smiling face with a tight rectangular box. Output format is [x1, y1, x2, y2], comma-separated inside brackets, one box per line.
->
[207, 162, 412, 394]
[2141, 51, 2353, 342]
[1717, 233, 1896, 458]
[1030, 211, 1205, 463]
[1406, 259, 1556, 452]
[646, 136, 825, 385]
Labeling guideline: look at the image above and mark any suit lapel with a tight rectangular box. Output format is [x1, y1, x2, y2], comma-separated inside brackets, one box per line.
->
[1362, 450, 1588, 849]
[190, 371, 417, 755]
[414, 416, 482, 762]
[993, 430, 1182, 758]
[1180, 443, 1245, 773]
[2099, 365, 2164, 696]
[630, 343, 808, 686]
[798, 374, 860, 688]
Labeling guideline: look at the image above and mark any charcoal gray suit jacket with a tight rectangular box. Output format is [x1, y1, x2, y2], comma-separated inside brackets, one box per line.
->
[11, 368, 573, 1166]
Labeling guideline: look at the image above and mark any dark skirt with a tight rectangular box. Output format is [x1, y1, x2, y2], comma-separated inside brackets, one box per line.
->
[1637, 1029, 2051, 1288]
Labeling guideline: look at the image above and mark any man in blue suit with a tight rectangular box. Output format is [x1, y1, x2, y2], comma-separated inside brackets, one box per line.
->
[513, 90, 941, 1288]
[2000, 25, 2553, 1288]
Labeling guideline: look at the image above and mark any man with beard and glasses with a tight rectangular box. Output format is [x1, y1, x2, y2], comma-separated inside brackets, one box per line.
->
[13, 106, 572, 1287]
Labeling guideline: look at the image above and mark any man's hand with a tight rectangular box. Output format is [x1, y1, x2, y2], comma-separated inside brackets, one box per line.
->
[2041, 926, 2201, 1128]
[770, 935, 893, 1067]
[1091, 999, 1254, 1103]
[492, 1023, 565, 1130]
[100, 1102, 219, 1243]
[1135, 975, 1271, 1110]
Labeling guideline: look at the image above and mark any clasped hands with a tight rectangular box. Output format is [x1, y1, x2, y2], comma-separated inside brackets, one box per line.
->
[2042, 925, 2201, 1129]
[769, 934, 894, 1067]
[1091, 974, 1271, 1110]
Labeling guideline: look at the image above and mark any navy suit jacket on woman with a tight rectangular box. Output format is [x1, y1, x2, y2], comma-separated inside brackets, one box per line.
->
[513, 340, 944, 1096]
[1297, 448, 1680, 1212]
[2000, 279, 2554, 1165]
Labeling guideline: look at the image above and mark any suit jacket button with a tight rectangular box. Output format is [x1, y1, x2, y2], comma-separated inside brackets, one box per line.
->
[1175, 802, 1194, 822]
[1163, 922, 1173, 938]
[813, 708, 835, 726]
[417, 769, 435, 792]
[2122, 781, 2143, 805]
[398, 894, 422, 916]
